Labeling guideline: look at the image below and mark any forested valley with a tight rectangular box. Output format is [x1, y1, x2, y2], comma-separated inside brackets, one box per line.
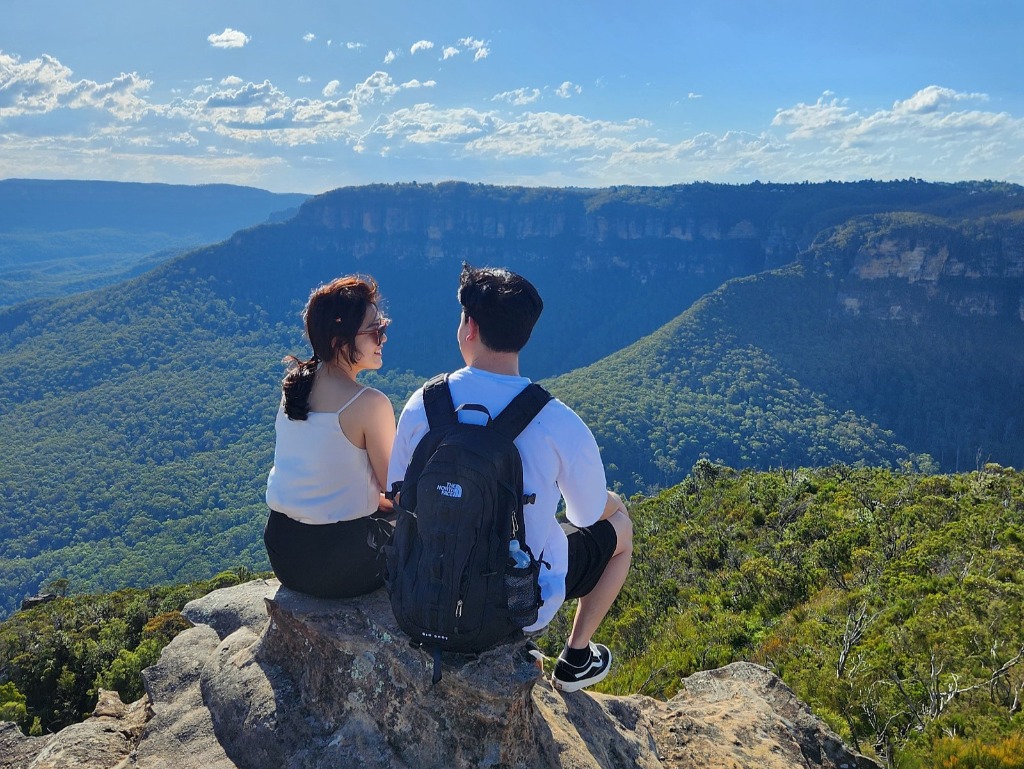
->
[1, 179, 1022, 616]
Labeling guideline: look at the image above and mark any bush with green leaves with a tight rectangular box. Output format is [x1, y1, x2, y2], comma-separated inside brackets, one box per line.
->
[539, 463, 1024, 769]
[0, 567, 260, 734]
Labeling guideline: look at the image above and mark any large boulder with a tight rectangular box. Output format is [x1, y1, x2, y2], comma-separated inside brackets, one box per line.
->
[2, 579, 880, 768]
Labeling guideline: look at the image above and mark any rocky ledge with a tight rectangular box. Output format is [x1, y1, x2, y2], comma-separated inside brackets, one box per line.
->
[1, 579, 879, 769]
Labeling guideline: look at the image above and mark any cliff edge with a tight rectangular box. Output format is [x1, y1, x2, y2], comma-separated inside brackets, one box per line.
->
[1, 579, 879, 769]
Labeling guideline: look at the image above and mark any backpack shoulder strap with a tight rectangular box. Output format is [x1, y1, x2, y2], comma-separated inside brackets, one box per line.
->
[422, 374, 457, 430]
[492, 383, 553, 441]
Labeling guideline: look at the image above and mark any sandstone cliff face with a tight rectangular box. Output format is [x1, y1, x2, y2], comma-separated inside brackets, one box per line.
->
[818, 214, 1024, 323]
[287, 183, 811, 271]
[1, 580, 879, 769]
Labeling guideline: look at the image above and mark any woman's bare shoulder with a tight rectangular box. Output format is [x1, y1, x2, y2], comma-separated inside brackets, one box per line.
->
[360, 386, 393, 407]
[351, 387, 396, 421]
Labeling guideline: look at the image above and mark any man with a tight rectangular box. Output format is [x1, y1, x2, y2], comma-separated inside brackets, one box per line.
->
[387, 263, 632, 692]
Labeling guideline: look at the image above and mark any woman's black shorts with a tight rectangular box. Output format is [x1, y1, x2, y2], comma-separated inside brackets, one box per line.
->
[263, 509, 393, 599]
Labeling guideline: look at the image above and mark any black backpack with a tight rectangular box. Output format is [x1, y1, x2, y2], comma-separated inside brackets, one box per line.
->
[385, 374, 552, 682]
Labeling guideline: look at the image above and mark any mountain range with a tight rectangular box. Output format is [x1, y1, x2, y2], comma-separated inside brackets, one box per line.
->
[0, 179, 1021, 615]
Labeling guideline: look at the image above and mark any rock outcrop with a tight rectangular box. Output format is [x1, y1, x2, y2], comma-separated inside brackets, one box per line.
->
[0, 689, 149, 769]
[2, 579, 879, 769]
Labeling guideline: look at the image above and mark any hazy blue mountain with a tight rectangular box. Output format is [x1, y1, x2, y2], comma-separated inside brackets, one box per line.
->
[0, 180, 1021, 616]
[0, 179, 308, 306]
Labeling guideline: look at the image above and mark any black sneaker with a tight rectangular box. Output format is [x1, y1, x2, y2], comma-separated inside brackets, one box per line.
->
[551, 642, 612, 692]
[523, 641, 547, 671]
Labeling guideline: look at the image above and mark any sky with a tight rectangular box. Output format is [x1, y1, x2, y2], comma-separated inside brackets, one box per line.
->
[2, 1, 1023, 194]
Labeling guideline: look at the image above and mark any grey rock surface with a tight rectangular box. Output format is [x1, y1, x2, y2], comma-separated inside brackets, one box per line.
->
[1, 579, 880, 769]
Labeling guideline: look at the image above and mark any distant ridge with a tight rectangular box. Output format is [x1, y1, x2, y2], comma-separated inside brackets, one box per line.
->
[0, 178, 308, 233]
[0, 179, 309, 306]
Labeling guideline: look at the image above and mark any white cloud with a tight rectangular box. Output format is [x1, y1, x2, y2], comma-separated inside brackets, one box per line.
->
[467, 111, 649, 158]
[457, 37, 490, 61]
[686, 84, 1024, 182]
[350, 71, 400, 106]
[688, 92, 703, 100]
[170, 77, 361, 146]
[303, 33, 316, 43]
[71, 72, 153, 119]
[555, 81, 582, 99]
[207, 28, 251, 49]
[442, 47, 459, 60]
[297, 75, 311, 84]
[0, 51, 152, 120]
[892, 85, 987, 115]
[0, 131, 292, 188]
[770, 86, 1015, 164]
[170, 132, 199, 147]
[592, 129, 788, 186]
[493, 88, 541, 106]
[203, 80, 286, 112]
[367, 103, 499, 146]
[410, 40, 434, 55]
[4, 51, 1023, 190]
[383, 50, 397, 64]
[772, 91, 859, 140]
[346, 42, 365, 50]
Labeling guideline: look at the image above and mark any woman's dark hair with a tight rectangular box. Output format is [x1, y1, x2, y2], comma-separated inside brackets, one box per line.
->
[458, 263, 543, 352]
[282, 275, 381, 420]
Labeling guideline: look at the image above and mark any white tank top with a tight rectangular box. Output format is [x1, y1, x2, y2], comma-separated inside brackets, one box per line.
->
[265, 388, 380, 524]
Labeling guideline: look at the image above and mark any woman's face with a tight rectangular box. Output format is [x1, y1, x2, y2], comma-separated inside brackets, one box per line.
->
[345, 304, 388, 372]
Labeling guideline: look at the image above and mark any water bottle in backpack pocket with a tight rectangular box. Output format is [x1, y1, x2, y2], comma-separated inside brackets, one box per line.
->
[505, 539, 541, 628]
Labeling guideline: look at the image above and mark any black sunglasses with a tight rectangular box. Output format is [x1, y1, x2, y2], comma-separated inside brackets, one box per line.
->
[356, 317, 390, 345]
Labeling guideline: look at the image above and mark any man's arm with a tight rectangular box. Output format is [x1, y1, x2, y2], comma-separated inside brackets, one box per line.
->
[386, 387, 427, 496]
[556, 410, 610, 529]
[599, 490, 628, 520]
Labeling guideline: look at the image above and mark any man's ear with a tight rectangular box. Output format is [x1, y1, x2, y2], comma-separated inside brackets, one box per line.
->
[465, 315, 479, 341]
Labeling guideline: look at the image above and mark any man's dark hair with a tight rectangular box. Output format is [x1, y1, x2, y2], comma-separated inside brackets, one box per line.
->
[458, 263, 543, 353]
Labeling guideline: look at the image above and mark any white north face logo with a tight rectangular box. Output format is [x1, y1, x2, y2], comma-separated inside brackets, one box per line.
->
[437, 482, 463, 498]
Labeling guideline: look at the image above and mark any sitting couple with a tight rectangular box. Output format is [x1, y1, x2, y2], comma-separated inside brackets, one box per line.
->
[263, 265, 632, 692]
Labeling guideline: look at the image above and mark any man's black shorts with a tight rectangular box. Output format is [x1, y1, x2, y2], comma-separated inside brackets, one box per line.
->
[562, 519, 618, 600]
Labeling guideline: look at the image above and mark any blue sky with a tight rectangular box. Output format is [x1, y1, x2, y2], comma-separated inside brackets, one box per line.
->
[2, 1, 1022, 193]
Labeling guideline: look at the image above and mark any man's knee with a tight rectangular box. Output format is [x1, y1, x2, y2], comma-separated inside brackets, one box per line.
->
[608, 509, 633, 557]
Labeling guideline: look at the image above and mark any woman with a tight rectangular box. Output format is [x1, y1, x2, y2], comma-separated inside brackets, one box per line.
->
[264, 275, 396, 598]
